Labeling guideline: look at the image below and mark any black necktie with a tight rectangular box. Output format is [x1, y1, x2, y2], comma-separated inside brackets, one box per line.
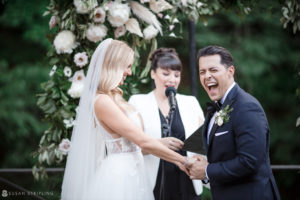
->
[206, 101, 222, 114]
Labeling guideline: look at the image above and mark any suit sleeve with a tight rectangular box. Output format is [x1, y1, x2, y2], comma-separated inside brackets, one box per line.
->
[207, 102, 268, 183]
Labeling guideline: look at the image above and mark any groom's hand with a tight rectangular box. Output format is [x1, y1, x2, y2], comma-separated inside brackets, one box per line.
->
[188, 155, 209, 180]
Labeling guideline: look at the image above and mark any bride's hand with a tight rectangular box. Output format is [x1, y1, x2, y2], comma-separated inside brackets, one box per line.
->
[175, 158, 190, 176]
[159, 137, 183, 151]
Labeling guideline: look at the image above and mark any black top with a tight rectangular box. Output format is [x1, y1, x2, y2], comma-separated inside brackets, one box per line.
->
[153, 104, 201, 200]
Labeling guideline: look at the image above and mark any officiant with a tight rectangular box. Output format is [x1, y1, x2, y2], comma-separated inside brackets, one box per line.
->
[129, 48, 204, 200]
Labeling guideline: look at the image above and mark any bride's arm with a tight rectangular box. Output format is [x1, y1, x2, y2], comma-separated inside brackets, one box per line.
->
[94, 94, 186, 166]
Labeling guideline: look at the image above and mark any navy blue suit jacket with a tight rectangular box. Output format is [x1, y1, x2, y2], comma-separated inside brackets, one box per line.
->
[202, 84, 280, 200]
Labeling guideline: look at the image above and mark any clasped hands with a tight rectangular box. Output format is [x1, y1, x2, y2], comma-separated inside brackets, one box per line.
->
[161, 137, 208, 180]
[177, 155, 209, 180]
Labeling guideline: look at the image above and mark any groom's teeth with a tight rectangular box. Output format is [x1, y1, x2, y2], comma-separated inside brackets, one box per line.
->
[207, 83, 216, 86]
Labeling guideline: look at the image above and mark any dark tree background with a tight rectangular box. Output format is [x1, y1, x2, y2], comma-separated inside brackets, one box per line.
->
[0, 0, 299, 199]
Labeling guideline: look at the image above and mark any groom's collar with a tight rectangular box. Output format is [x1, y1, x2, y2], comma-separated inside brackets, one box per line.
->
[219, 82, 236, 104]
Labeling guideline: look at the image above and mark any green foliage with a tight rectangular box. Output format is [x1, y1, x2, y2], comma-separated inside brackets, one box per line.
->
[281, 0, 300, 34]
[0, 61, 49, 167]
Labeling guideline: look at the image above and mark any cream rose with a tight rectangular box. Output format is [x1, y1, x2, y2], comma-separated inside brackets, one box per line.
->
[108, 2, 130, 27]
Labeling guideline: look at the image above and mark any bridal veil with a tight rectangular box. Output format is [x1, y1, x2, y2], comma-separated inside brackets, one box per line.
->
[61, 38, 112, 200]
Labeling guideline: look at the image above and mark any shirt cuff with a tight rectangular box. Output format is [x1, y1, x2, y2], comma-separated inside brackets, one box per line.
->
[205, 164, 209, 180]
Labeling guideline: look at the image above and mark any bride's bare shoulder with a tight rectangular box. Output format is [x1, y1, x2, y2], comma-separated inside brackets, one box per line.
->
[94, 94, 114, 109]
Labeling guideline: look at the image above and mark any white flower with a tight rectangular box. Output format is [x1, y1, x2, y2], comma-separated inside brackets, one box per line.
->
[73, 0, 98, 14]
[173, 18, 179, 23]
[59, 138, 71, 155]
[68, 70, 85, 98]
[108, 2, 130, 27]
[64, 66, 72, 77]
[197, 2, 204, 8]
[216, 117, 224, 126]
[125, 18, 143, 37]
[114, 25, 126, 38]
[49, 16, 56, 29]
[54, 30, 77, 54]
[94, 7, 106, 23]
[157, 13, 163, 18]
[74, 52, 88, 68]
[149, 0, 172, 14]
[140, 0, 150, 3]
[164, 15, 170, 20]
[169, 32, 176, 37]
[86, 24, 107, 43]
[49, 65, 57, 77]
[143, 25, 159, 40]
[63, 118, 75, 129]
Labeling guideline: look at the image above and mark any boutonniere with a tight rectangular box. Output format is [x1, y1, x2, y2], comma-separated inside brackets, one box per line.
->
[215, 105, 233, 126]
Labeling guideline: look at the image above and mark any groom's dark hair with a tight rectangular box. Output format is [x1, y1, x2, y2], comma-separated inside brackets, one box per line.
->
[197, 46, 234, 68]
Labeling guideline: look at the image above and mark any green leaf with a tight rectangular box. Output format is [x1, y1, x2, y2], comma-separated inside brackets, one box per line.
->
[41, 80, 55, 91]
[49, 57, 59, 65]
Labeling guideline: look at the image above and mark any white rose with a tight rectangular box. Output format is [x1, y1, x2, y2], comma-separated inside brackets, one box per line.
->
[68, 70, 85, 98]
[143, 25, 158, 40]
[86, 24, 107, 43]
[54, 30, 77, 54]
[216, 117, 223, 126]
[74, 52, 88, 68]
[64, 66, 72, 77]
[94, 7, 106, 23]
[108, 2, 130, 27]
[68, 81, 84, 98]
[59, 139, 71, 155]
[73, 0, 98, 14]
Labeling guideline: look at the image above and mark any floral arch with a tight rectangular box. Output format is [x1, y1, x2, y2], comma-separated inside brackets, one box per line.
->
[33, 0, 299, 179]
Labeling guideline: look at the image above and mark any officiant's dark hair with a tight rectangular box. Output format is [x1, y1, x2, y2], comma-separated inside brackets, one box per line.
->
[150, 48, 182, 72]
[197, 46, 234, 68]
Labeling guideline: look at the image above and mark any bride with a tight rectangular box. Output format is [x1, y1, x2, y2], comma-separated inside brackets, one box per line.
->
[61, 39, 188, 200]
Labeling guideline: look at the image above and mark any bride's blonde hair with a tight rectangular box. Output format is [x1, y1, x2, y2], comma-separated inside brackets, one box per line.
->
[98, 40, 135, 112]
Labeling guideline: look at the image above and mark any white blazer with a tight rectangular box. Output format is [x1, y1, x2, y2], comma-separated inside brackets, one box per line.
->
[129, 91, 205, 195]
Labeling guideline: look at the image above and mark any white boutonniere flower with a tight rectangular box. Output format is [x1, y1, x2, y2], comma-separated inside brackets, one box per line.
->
[215, 105, 233, 126]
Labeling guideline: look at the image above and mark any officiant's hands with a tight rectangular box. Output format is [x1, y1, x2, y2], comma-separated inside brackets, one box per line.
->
[160, 137, 183, 151]
[185, 155, 209, 180]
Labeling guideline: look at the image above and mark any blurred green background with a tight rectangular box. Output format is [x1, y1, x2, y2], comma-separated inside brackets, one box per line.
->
[0, 0, 299, 200]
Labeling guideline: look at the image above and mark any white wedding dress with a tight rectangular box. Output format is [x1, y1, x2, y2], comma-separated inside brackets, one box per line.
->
[84, 109, 154, 200]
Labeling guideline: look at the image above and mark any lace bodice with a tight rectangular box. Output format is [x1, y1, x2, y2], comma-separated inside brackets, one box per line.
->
[93, 97, 141, 155]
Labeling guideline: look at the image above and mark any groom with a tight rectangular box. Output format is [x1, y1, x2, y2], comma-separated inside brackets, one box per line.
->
[186, 46, 280, 200]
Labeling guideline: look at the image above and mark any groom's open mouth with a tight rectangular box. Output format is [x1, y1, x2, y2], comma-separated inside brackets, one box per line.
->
[206, 82, 218, 94]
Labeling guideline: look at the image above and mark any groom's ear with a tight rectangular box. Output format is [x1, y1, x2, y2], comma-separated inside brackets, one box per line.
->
[228, 66, 235, 77]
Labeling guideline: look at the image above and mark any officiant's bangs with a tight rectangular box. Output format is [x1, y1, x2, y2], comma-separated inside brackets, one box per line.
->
[150, 48, 182, 72]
